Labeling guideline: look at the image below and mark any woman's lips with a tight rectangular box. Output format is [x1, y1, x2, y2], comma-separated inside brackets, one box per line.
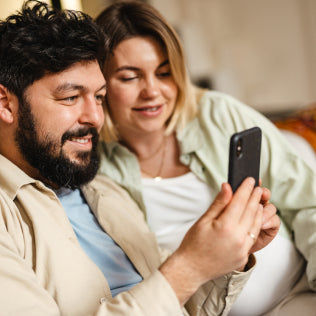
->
[133, 104, 164, 116]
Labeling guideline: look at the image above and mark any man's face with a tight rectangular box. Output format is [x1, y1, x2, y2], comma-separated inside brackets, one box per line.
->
[15, 61, 106, 189]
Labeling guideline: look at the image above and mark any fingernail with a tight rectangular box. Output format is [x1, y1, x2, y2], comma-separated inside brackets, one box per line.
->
[262, 220, 269, 229]
[249, 177, 255, 185]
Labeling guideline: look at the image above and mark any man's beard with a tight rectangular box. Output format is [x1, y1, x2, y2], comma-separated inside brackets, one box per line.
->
[15, 97, 100, 189]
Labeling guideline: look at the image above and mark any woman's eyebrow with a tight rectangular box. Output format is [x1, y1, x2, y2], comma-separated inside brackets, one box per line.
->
[116, 60, 169, 73]
[115, 66, 139, 72]
[158, 60, 169, 68]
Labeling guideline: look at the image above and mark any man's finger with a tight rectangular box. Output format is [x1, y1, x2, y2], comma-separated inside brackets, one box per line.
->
[221, 177, 256, 222]
[203, 183, 233, 220]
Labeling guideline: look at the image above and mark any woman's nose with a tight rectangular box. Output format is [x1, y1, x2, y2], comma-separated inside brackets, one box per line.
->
[140, 77, 159, 99]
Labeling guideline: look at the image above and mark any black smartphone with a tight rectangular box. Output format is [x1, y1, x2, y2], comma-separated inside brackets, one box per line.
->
[228, 127, 262, 193]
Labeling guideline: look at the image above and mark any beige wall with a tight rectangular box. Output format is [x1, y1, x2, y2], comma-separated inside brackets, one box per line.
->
[1, 0, 314, 114]
[81, 0, 110, 18]
[0, 0, 27, 19]
[60, 0, 82, 10]
[151, 0, 316, 113]
[0, 0, 51, 19]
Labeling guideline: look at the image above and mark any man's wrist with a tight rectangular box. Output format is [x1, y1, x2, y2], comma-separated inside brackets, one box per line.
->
[237, 254, 256, 272]
[159, 252, 200, 306]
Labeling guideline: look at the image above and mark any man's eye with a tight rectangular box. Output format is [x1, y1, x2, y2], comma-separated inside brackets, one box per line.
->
[63, 96, 77, 102]
[95, 94, 106, 103]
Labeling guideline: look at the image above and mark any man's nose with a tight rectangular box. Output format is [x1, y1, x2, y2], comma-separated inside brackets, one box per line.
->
[79, 96, 104, 129]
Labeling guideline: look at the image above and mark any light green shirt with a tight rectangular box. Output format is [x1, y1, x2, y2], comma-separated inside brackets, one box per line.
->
[99, 90, 316, 291]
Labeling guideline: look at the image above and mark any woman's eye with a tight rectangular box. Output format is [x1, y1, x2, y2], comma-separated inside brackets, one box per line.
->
[158, 71, 171, 78]
[120, 76, 138, 82]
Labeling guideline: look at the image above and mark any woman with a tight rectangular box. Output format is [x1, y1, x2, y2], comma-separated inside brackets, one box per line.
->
[95, 1, 316, 315]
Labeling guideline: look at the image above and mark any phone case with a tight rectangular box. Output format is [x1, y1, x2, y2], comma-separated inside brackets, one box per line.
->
[228, 127, 262, 192]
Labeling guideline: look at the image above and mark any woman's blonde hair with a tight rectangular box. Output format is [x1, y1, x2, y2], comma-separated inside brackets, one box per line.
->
[95, 0, 197, 142]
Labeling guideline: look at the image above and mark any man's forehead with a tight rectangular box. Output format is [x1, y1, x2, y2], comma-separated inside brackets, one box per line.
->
[28, 61, 106, 94]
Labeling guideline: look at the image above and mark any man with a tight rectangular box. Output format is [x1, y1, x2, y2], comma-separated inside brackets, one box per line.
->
[0, 1, 279, 315]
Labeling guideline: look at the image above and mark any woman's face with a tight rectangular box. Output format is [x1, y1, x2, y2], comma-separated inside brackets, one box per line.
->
[104, 36, 178, 138]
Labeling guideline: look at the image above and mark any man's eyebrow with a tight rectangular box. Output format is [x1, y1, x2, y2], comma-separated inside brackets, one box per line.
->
[54, 83, 106, 93]
[54, 83, 84, 93]
[96, 84, 107, 92]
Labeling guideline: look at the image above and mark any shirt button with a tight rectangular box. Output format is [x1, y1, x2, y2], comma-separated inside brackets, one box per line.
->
[68, 237, 76, 243]
[182, 155, 190, 164]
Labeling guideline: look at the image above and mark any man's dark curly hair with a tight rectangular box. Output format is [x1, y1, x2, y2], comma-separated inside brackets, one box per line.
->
[0, 0, 106, 101]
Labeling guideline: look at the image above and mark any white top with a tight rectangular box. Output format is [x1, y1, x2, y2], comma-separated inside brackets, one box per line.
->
[142, 172, 305, 315]
[228, 229, 305, 316]
[142, 172, 215, 252]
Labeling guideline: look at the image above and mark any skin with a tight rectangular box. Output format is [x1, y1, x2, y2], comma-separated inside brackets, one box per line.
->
[161, 179, 280, 305]
[104, 35, 280, 305]
[104, 36, 191, 177]
[105, 36, 177, 140]
[0, 57, 280, 307]
[0, 60, 106, 186]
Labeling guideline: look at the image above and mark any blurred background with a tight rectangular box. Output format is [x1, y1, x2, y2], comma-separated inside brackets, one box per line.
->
[1, 0, 316, 116]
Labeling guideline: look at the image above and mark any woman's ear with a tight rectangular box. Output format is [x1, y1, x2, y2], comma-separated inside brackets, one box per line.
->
[0, 85, 16, 124]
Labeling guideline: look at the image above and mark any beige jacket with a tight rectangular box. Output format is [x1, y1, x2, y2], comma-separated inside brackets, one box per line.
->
[0, 155, 253, 315]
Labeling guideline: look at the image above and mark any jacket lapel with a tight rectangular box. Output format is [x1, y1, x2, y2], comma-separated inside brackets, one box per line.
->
[82, 175, 162, 279]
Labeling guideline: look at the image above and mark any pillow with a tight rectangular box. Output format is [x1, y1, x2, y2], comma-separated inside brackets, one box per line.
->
[273, 103, 316, 151]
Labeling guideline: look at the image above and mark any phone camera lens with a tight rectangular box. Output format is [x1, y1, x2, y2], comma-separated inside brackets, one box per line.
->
[236, 140, 242, 157]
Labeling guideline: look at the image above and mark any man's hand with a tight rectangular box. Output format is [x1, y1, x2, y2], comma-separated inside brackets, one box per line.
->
[250, 187, 280, 253]
[159, 178, 266, 306]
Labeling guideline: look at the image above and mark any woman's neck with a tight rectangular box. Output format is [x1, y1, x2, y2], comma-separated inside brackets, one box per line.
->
[119, 130, 167, 161]
[120, 131, 190, 179]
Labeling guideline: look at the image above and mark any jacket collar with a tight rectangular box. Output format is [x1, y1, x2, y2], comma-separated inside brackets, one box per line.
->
[0, 155, 39, 200]
[98, 141, 132, 160]
[176, 117, 205, 155]
[82, 175, 162, 278]
[99, 117, 205, 159]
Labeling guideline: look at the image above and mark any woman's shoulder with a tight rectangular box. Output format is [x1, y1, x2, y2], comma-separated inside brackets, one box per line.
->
[196, 89, 270, 127]
[197, 89, 248, 110]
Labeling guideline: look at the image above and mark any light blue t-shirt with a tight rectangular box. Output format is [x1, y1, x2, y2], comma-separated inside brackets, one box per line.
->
[57, 188, 142, 297]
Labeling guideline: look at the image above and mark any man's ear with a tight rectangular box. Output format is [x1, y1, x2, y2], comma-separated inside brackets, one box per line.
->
[0, 84, 16, 124]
